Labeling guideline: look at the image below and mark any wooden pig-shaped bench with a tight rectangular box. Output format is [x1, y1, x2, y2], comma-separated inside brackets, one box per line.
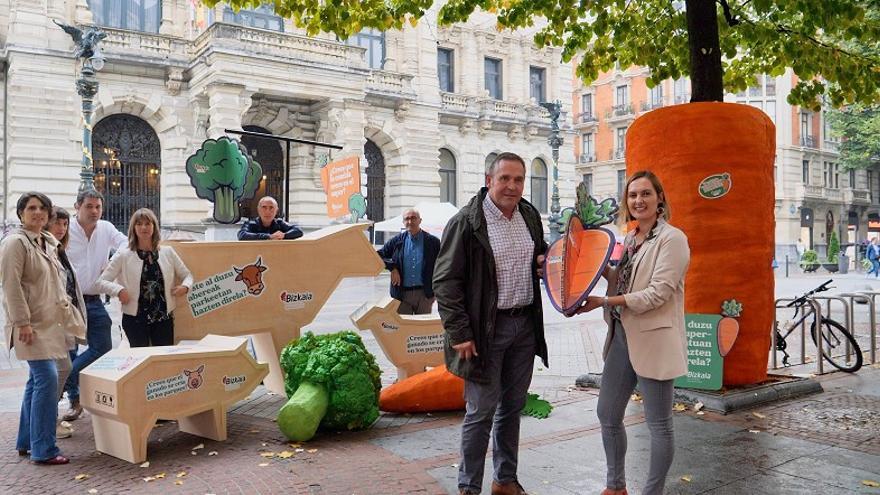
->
[350, 296, 444, 380]
[80, 334, 268, 463]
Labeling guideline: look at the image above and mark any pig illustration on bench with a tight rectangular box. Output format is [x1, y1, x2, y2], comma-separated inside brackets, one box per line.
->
[80, 334, 268, 463]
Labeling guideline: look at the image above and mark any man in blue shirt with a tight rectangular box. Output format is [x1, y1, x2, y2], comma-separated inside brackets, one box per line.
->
[238, 197, 303, 241]
[376, 208, 441, 314]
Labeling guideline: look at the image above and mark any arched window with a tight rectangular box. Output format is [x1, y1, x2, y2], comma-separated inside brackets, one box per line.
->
[92, 115, 161, 230]
[531, 158, 548, 213]
[439, 148, 456, 205]
[238, 126, 285, 220]
[89, 0, 161, 33]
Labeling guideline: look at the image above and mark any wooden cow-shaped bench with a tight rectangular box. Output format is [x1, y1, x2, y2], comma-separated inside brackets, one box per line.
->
[168, 223, 384, 393]
[80, 334, 268, 463]
[350, 296, 444, 380]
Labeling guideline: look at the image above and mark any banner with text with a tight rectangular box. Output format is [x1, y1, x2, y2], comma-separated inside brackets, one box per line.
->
[320, 156, 361, 219]
[674, 313, 724, 391]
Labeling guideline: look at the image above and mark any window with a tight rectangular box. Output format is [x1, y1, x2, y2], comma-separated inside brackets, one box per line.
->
[674, 78, 689, 103]
[834, 163, 840, 188]
[869, 170, 875, 200]
[583, 173, 593, 196]
[89, 0, 161, 32]
[485, 58, 503, 99]
[766, 75, 776, 96]
[617, 170, 626, 200]
[347, 28, 385, 69]
[825, 162, 839, 188]
[616, 127, 627, 157]
[531, 159, 548, 213]
[222, 4, 283, 31]
[749, 75, 763, 97]
[581, 133, 594, 159]
[849, 169, 856, 188]
[437, 48, 454, 93]
[581, 93, 593, 118]
[649, 85, 663, 106]
[800, 112, 812, 146]
[439, 148, 457, 205]
[615, 85, 629, 106]
[802, 160, 810, 184]
[530, 66, 546, 102]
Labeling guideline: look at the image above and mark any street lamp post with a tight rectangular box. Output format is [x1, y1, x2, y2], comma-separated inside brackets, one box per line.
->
[54, 21, 107, 192]
[541, 100, 564, 241]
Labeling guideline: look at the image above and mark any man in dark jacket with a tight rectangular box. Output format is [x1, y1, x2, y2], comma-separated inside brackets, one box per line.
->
[433, 152, 548, 495]
[376, 208, 441, 314]
[237, 196, 303, 241]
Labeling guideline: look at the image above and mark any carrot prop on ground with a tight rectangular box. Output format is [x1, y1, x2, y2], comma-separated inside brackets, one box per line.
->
[379, 365, 464, 413]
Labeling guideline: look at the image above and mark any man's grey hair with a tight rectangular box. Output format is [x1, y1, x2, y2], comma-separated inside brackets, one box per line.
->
[402, 208, 421, 219]
[258, 196, 278, 208]
[487, 152, 527, 176]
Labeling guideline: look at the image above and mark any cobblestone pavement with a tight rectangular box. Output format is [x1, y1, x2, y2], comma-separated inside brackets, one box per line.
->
[1, 273, 879, 494]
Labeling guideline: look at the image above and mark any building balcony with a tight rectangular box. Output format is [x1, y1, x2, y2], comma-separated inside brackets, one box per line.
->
[824, 140, 840, 152]
[366, 70, 416, 99]
[800, 184, 826, 200]
[610, 148, 626, 160]
[605, 104, 635, 124]
[579, 153, 596, 164]
[674, 95, 690, 104]
[439, 92, 551, 131]
[574, 113, 599, 129]
[641, 100, 664, 111]
[191, 22, 366, 69]
[440, 92, 479, 115]
[101, 27, 189, 66]
[845, 188, 871, 206]
[800, 136, 816, 148]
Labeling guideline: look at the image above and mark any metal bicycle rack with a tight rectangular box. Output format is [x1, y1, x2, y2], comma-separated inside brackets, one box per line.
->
[839, 290, 880, 364]
[812, 296, 854, 368]
[773, 297, 825, 374]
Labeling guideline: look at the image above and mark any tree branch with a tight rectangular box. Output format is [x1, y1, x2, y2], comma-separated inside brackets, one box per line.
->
[716, 0, 740, 27]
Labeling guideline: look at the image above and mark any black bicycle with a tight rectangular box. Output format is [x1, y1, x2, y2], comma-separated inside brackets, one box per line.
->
[774, 279, 863, 372]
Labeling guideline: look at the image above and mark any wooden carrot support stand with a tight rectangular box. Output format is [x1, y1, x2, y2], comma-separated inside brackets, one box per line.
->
[350, 296, 444, 380]
[80, 335, 268, 463]
[168, 223, 384, 394]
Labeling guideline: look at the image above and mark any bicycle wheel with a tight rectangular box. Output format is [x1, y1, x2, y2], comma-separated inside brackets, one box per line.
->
[810, 318, 863, 372]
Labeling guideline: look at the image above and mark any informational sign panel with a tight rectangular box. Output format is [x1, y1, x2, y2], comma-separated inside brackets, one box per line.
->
[320, 156, 361, 219]
[674, 314, 724, 391]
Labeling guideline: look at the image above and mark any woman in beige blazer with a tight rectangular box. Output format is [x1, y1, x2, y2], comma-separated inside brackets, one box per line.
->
[1, 192, 77, 465]
[95, 208, 192, 347]
[574, 171, 690, 495]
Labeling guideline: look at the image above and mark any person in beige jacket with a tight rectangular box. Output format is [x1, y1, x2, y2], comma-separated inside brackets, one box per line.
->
[2, 192, 83, 465]
[573, 171, 690, 495]
[94, 208, 192, 347]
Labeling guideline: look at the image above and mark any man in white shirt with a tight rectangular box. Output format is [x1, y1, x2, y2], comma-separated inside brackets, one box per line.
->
[61, 190, 127, 421]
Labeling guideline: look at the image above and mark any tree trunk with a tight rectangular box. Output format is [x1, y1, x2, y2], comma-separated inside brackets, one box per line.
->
[685, 0, 724, 102]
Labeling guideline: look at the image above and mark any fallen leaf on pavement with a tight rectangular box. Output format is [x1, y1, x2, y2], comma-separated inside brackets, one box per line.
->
[192, 443, 205, 451]
[88, 490, 98, 494]
[749, 429, 761, 434]
[208, 451, 218, 456]
[74, 474, 91, 481]
[155, 473, 166, 479]
[288, 443, 301, 449]
[672, 403, 687, 412]
[140, 461, 150, 468]
[174, 480, 184, 486]
[752, 412, 766, 419]
[307, 449, 318, 453]
[277, 451, 294, 459]
[295, 448, 304, 453]
[681, 475, 692, 482]
[693, 402, 704, 412]
[176, 472, 187, 478]
[190, 451, 198, 456]
[862, 480, 880, 487]
[258, 463, 270, 467]
[696, 411, 705, 416]
[260, 452, 276, 458]
[143, 477, 156, 483]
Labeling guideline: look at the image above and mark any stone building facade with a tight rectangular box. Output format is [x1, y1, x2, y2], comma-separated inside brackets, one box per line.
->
[0, 1, 576, 235]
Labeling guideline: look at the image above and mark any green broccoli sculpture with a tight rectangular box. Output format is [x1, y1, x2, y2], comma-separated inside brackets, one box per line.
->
[348, 193, 367, 223]
[278, 331, 381, 441]
[185, 137, 262, 224]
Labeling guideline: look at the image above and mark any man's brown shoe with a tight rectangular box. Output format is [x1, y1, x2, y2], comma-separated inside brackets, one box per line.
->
[491, 480, 528, 495]
[459, 489, 479, 495]
[61, 401, 82, 422]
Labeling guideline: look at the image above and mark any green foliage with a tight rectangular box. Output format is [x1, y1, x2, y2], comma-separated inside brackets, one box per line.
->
[800, 249, 819, 265]
[211, 0, 880, 109]
[522, 393, 553, 419]
[280, 331, 381, 431]
[348, 192, 367, 223]
[575, 182, 618, 228]
[721, 299, 743, 318]
[827, 104, 880, 170]
[827, 231, 840, 263]
[185, 137, 263, 224]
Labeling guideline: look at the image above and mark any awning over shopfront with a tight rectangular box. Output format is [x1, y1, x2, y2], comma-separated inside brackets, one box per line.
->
[868, 212, 880, 231]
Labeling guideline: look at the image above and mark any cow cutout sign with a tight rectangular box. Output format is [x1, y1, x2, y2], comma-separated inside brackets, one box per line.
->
[544, 183, 620, 316]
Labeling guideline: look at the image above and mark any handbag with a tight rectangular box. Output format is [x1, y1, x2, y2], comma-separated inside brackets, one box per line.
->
[62, 299, 87, 341]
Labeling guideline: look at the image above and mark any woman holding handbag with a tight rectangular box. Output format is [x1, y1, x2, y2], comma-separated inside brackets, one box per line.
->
[95, 208, 192, 347]
[46, 207, 87, 439]
[1, 192, 82, 465]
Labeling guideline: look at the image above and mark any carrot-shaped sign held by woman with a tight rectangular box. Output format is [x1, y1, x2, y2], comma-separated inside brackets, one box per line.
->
[544, 183, 619, 316]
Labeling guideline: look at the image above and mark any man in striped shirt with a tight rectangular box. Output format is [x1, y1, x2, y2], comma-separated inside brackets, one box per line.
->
[434, 152, 549, 495]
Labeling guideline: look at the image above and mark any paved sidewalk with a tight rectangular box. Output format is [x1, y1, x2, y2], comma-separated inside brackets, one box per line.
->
[0, 272, 879, 494]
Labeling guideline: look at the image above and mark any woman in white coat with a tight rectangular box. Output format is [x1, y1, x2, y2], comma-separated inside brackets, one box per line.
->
[96, 208, 192, 347]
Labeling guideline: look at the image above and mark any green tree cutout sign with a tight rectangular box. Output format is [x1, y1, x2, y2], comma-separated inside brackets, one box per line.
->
[186, 137, 263, 224]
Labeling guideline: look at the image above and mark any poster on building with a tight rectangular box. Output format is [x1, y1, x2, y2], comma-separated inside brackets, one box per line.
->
[320, 156, 361, 219]
[674, 314, 724, 391]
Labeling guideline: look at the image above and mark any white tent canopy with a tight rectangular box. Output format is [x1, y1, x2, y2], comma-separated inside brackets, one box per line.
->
[373, 202, 460, 238]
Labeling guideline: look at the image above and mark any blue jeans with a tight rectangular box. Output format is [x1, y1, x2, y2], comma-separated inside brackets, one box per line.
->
[870, 259, 880, 277]
[64, 300, 113, 402]
[17, 359, 61, 461]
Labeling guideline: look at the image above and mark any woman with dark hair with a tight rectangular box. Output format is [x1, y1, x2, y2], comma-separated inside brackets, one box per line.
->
[96, 208, 192, 347]
[1, 192, 76, 464]
[46, 207, 87, 439]
[573, 171, 690, 495]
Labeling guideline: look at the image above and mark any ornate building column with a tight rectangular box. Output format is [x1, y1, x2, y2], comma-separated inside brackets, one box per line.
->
[206, 84, 254, 139]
